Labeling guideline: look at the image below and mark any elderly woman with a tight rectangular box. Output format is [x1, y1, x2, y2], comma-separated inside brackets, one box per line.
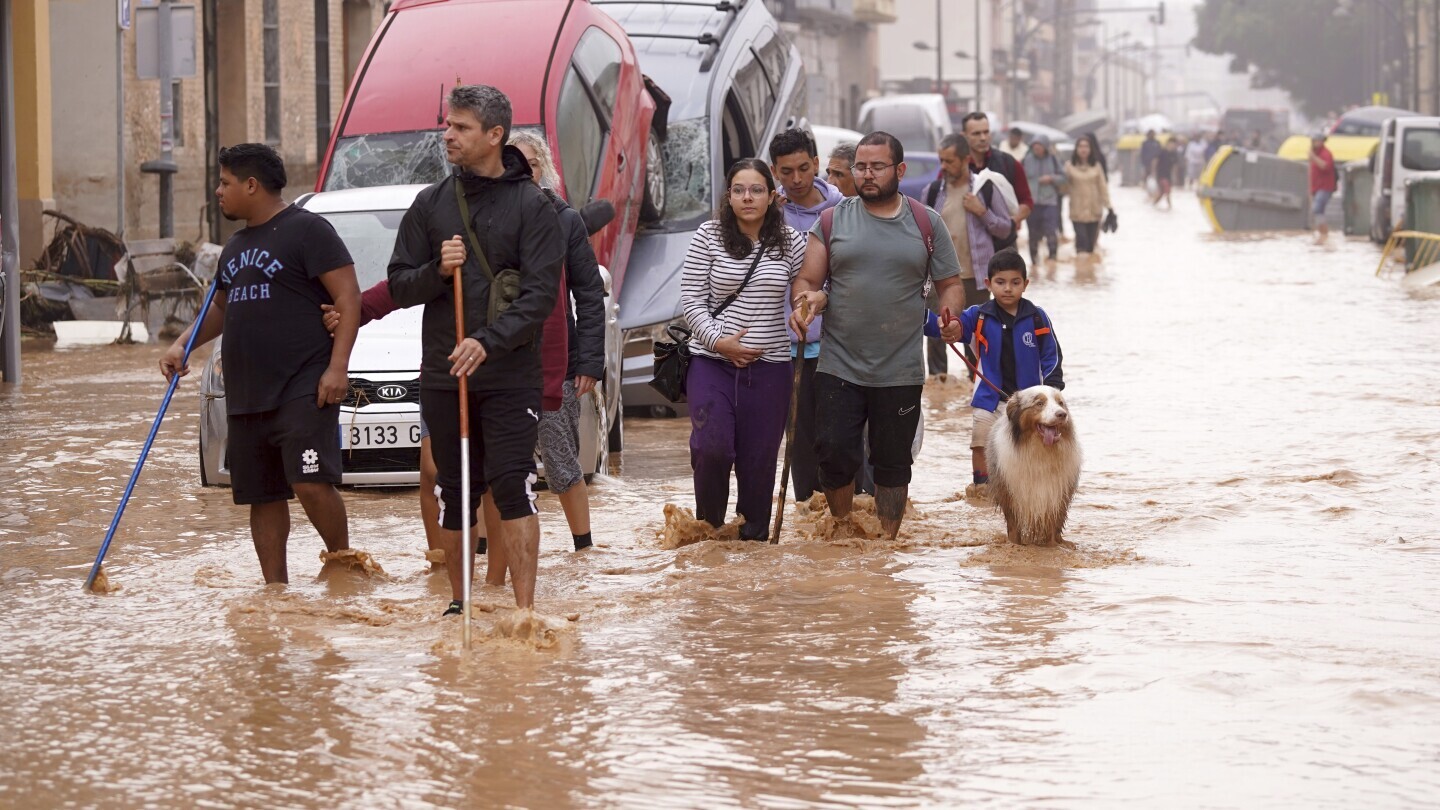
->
[680, 158, 806, 541]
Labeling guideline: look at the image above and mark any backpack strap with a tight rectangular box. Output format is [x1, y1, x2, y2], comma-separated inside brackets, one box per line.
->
[906, 196, 935, 296]
[907, 196, 935, 260]
[924, 179, 940, 209]
[1034, 307, 1062, 369]
[974, 312, 989, 354]
[821, 200, 934, 294]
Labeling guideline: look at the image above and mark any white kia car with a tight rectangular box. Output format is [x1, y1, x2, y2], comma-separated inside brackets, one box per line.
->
[199, 184, 621, 487]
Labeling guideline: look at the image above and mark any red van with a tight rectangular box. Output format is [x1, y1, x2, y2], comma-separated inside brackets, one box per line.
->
[318, 0, 664, 293]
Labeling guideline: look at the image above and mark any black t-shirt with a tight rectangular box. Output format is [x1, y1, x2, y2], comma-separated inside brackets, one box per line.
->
[1155, 149, 1178, 177]
[217, 205, 353, 415]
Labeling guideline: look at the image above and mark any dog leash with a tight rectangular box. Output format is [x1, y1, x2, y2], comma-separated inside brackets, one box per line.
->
[940, 307, 1009, 400]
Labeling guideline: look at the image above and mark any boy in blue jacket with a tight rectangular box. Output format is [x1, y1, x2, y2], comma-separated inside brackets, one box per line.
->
[926, 248, 1064, 493]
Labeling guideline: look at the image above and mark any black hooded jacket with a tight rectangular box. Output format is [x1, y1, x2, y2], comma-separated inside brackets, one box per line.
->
[387, 146, 563, 392]
[541, 188, 607, 381]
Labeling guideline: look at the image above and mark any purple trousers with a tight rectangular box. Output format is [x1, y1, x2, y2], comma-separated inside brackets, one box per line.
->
[687, 354, 792, 540]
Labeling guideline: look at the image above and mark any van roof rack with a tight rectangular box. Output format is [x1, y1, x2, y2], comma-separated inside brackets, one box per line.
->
[591, 0, 743, 72]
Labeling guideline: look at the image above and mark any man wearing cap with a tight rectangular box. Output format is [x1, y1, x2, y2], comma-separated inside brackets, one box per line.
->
[1309, 133, 1337, 244]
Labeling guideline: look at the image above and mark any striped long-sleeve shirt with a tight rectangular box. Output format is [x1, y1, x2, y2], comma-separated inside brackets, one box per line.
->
[680, 220, 806, 364]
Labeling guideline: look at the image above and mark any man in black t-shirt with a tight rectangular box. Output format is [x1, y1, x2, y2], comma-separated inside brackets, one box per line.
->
[160, 143, 362, 584]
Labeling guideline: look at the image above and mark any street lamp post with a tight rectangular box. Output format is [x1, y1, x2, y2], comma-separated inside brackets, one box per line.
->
[913, 40, 975, 107]
[974, 0, 982, 112]
[936, 0, 942, 101]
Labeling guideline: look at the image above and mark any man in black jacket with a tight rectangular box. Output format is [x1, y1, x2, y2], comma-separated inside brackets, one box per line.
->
[388, 84, 563, 616]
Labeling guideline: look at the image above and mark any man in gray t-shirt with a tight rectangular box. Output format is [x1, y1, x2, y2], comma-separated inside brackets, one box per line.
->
[792, 132, 966, 540]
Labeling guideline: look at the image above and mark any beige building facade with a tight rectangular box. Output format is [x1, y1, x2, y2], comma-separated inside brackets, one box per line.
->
[26, 0, 386, 266]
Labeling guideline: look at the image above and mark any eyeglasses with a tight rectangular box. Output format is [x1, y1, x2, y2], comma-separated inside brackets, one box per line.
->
[850, 163, 895, 176]
[729, 184, 769, 198]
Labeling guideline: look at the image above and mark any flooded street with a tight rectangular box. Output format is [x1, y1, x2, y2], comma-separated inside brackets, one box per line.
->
[3, 188, 1440, 807]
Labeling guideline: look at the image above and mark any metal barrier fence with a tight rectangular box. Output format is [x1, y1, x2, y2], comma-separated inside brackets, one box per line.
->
[1375, 230, 1440, 276]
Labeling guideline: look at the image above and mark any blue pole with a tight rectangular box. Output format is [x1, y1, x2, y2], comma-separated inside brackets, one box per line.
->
[84, 279, 221, 591]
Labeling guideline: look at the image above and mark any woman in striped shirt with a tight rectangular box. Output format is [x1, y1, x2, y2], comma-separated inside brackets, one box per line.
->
[681, 159, 806, 540]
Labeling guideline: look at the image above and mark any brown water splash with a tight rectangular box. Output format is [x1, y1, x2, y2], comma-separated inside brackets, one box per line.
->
[659, 503, 742, 549]
[88, 566, 121, 594]
[318, 548, 388, 577]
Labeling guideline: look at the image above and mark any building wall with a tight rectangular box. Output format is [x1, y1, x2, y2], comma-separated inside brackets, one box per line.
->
[48, 0, 121, 233]
[783, 20, 874, 129]
[876, 0, 990, 110]
[16, 0, 55, 268]
[46, 0, 384, 249]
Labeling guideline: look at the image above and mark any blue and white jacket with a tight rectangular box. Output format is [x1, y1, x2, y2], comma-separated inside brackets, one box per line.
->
[925, 298, 1064, 412]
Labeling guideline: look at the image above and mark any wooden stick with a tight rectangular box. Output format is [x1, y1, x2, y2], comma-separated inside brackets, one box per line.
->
[772, 301, 810, 544]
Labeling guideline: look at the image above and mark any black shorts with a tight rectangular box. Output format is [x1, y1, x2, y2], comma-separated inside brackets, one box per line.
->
[421, 387, 541, 527]
[813, 373, 922, 489]
[227, 398, 341, 505]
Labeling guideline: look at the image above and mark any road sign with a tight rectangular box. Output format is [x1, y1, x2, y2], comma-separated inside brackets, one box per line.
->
[136, 4, 197, 79]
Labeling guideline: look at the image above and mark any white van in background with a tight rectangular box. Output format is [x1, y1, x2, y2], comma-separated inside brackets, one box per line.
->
[857, 94, 950, 154]
[1369, 115, 1440, 242]
[811, 124, 864, 162]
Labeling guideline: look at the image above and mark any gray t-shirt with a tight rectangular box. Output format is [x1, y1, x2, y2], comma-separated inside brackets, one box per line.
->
[809, 196, 962, 387]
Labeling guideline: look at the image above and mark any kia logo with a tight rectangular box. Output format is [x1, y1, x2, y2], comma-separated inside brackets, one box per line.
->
[376, 384, 407, 401]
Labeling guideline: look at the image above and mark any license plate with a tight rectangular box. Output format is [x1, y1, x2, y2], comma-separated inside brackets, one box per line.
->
[341, 422, 422, 450]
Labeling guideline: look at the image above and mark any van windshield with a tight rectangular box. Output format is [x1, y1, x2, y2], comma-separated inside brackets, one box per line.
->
[1400, 129, 1440, 172]
[1334, 117, 1382, 137]
[323, 126, 545, 191]
[656, 117, 712, 227]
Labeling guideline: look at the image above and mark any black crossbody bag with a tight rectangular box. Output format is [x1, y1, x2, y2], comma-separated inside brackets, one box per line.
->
[648, 246, 766, 403]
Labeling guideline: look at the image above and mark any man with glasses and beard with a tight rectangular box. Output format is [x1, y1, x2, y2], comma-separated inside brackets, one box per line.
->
[790, 132, 966, 541]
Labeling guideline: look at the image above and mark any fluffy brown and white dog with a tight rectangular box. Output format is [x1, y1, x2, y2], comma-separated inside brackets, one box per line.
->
[985, 385, 1082, 548]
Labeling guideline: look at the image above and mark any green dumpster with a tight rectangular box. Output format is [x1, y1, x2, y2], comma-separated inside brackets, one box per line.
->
[1342, 162, 1373, 237]
[1403, 179, 1440, 263]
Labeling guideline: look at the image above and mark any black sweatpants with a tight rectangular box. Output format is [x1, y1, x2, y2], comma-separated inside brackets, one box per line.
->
[1073, 220, 1100, 254]
[421, 386, 540, 527]
[791, 357, 874, 499]
[813, 372, 922, 490]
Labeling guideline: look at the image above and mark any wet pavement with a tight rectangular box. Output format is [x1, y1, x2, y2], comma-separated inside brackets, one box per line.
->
[3, 187, 1440, 808]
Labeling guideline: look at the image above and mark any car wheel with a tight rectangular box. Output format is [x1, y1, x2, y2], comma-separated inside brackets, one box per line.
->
[198, 438, 211, 487]
[640, 129, 666, 223]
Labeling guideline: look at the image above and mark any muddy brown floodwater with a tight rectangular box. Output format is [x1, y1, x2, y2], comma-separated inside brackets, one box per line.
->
[4, 190, 1440, 808]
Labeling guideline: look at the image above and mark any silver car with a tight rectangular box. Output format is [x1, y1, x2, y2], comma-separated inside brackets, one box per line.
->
[600, 0, 807, 413]
[199, 184, 621, 487]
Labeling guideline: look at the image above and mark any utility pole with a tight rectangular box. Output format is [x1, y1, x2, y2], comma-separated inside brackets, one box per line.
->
[117, 0, 129, 236]
[140, 0, 178, 238]
[935, 0, 943, 102]
[974, 0, 982, 110]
